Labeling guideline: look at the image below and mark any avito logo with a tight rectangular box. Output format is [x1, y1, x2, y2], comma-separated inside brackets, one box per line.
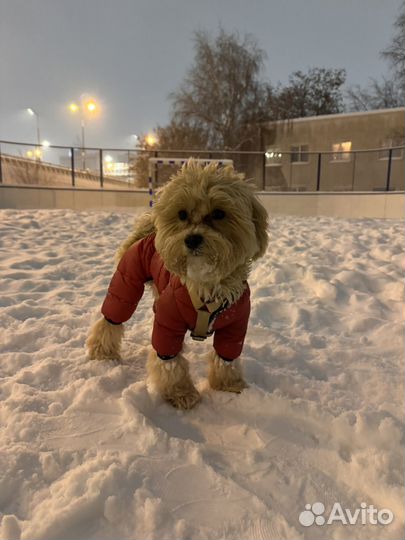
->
[299, 502, 394, 527]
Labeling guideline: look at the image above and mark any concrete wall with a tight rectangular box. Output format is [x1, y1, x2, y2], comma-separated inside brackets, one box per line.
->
[1, 184, 403, 219]
[258, 191, 404, 219]
[0, 185, 150, 211]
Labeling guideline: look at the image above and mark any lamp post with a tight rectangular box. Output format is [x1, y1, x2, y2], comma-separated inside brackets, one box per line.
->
[131, 134, 140, 148]
[27, 108, 41, 159]
[68, 97, 98, 170]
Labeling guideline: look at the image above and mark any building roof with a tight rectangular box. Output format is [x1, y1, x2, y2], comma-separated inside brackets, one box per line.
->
[266, 107, 405, 126]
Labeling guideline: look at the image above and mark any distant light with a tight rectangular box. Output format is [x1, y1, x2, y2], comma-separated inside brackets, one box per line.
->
[69, 102, 79, 113]
[86, 101, 96, 112]
[145, 133, 158, 146]
[34, 149, 42, 158]
[265, 150, 282, 160]
[26, 150, 33, 158]
[104, 154, 113, 163]
[27, 108, 35, 116]
[42, 140, 51, 148]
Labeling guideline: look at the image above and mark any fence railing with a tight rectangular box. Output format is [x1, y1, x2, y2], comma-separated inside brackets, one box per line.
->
[0, 140, 404, 192]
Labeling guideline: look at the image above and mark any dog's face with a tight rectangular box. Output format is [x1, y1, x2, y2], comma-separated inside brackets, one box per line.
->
[153, 160, 268, 285]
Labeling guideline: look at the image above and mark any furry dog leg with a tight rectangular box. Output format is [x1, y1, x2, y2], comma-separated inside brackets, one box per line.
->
[86, 318, 124, 360]
[208, 352, 248, 393]
[147, 350, 201, 409]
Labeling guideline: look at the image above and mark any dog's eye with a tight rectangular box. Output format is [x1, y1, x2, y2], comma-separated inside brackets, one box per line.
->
[178, 210, 188, 221]
[212, 209, 226, 220]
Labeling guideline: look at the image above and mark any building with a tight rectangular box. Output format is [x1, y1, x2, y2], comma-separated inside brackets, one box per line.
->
[259, 107, 404, 191]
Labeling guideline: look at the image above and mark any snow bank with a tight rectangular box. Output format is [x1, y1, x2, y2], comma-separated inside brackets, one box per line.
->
[0, 209, 403, 540]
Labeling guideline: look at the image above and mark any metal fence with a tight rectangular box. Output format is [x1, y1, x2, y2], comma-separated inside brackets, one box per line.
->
[0, 140, 404, 192]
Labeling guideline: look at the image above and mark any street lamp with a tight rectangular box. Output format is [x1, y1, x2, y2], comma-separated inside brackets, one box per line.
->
[86, 101, 96, 112]
[145, 133, 158, 147]
[68, 96, 98, 169]
[131, 134, 140, 148]
[27, 108, 41, 158]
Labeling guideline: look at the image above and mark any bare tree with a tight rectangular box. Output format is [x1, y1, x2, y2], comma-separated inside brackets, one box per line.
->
[273, 68, 346, 119]
[381, 0, 405, 93]
[347, 77, 403, 111]
[155, 120, 209, 150]
[128, 135, 153, 188]
[347, 2, 405, 111]
[130, 123, 211, 188]
[170, 28, 273, 150]
[145, 30, 346, 155]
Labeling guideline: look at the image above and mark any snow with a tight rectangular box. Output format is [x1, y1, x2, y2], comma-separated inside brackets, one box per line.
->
[0, 209, 404, 540]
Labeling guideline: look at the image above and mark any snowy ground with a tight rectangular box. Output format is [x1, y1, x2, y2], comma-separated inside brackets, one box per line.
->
[0, 209, 404, 540]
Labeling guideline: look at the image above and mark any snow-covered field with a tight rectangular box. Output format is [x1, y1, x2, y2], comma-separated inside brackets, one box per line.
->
[0, 209, 404, 540]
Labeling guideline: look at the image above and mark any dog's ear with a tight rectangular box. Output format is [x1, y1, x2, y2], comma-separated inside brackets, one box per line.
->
[251, 196, 269, 260]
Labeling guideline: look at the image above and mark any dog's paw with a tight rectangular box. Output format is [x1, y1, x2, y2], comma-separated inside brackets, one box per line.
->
[208, 354, 248, 394]
[164, 385, 201, 410]
[147, 351, 201, 410]
[86, 318, 124, 361]
[88, 344, 122, 362]
[209, 375, 248, 394]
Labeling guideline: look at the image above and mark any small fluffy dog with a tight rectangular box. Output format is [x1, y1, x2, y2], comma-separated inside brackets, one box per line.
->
[87, 160, 268, 409]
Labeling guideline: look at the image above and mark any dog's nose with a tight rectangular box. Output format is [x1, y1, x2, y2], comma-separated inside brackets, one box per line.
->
[185, 234, 204, 250]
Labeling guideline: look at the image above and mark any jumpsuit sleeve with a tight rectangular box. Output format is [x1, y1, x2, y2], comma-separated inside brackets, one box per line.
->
[151, 287, 188, 357]
[101, 235, 155, 323]
[213, 293, 251, 360]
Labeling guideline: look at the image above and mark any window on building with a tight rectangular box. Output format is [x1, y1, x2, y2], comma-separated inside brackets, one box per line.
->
[378, 137, 404, 160]
[331, 141, 352, 161]
[290, 144, 309, 163]
[265, 148, 283, 166]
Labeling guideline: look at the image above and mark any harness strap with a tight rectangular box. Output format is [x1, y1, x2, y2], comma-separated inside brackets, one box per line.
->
[187, 287, 223, 341]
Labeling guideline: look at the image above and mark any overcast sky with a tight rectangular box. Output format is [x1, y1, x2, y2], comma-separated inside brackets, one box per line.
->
[0, 0, 402, 149]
